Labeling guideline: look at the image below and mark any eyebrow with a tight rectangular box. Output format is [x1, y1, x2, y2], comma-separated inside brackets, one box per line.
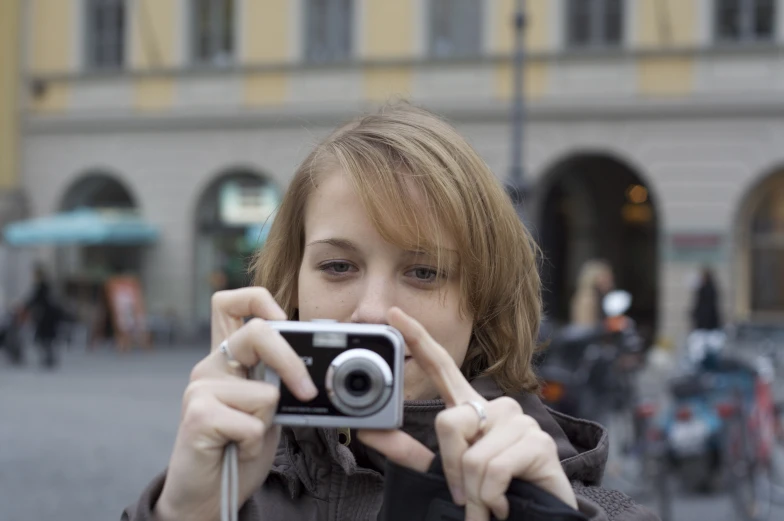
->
[305, 238, 360, 252]
[306, 237, 458, 260]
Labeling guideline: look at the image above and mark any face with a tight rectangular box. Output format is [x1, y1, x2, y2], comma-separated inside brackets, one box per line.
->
[596, 269, 614, 293]
[297, 170, 474, 401]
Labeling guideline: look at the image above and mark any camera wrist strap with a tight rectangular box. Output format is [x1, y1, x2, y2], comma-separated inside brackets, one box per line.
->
[221, 443, 239, 521]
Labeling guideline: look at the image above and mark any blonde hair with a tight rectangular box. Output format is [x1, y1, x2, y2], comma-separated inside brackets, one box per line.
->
[575, 260, 612, 293]
[251, 103, 542, 393]
[571, 260, 613, 326]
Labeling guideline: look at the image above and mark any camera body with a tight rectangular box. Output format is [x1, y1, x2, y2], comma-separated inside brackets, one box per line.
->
[250, 320, 405, 429]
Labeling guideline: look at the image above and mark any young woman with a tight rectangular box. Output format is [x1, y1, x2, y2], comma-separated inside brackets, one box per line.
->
[124, 104, 657, 521]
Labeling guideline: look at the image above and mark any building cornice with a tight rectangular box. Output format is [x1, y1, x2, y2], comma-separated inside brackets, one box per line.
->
[25, 43, 784, 83]
[24, 94, 784, 135]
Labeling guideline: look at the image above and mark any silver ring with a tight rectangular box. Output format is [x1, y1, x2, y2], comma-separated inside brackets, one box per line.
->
[219, 340, 235, 361]
[464, 400, 488, 435]
[219, 339, 245, 370]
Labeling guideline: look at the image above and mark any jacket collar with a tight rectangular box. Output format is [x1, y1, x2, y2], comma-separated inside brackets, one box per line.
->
[275, 377, 608, 499]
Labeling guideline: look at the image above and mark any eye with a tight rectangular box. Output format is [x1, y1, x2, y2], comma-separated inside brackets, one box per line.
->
[407, 266, 440, 283]
[318, 261, 356, 276]
[330, 262, 352, 273]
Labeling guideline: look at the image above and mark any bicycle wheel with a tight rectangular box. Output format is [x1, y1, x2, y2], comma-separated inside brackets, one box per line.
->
[725, 412, 773, 521]
[652, 456, 673, 521]
[604, 410, 646, 495]
[769, 406, 784, 506]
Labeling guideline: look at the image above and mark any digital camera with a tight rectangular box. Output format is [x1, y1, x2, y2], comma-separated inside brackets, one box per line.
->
[249, 320, 405, 429]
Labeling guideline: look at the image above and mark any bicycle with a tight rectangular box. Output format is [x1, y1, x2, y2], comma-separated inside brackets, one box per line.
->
[718, 358, 777, 521]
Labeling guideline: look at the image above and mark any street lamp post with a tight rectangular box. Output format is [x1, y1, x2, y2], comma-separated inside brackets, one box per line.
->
[507, 0, 530, 223]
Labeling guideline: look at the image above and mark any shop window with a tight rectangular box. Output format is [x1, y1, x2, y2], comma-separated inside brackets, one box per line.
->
[565, 0, 624, 49]
[191, 0, 235, 65]
[428, 0, 483, 58]
[304, 0, 353, 63]
[85, 0, 125, 70]
[715, 0, 775, 44]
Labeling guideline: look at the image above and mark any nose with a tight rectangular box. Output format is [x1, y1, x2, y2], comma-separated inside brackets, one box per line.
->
[350, 273, 395, 325]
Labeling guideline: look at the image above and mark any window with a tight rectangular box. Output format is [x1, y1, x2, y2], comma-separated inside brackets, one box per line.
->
[565, 0, 624, 49]
[750, 178, 784, 313]
[715, 0, 775, 43]
[304, 0, 353, 63]
[428, 0, 483, 58]
[85, 0, 125, 69]
[191, 0, 235, 65]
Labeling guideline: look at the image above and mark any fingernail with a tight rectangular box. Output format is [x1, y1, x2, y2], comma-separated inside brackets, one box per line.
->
[299, 379, 318, 400]
[450, 486, 465, 505]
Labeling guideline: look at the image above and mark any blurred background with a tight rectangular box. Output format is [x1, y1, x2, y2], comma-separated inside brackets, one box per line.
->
[1, 1, 783, 521]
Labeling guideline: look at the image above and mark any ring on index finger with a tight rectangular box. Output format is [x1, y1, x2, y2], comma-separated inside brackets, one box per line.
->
[219, 339, 247, 372]
[463, 400, 488, 437]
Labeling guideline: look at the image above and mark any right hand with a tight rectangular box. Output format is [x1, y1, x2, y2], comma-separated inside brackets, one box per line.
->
[154, 288, 318, 521]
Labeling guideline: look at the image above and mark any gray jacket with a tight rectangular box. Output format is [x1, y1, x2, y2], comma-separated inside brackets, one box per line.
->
[124, 377, 659, 521]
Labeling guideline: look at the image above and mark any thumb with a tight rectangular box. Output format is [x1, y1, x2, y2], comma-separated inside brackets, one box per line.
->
[357, 429, 435, 473]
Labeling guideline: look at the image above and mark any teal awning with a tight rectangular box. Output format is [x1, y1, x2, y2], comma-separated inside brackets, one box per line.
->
[3, 208, 159, 246]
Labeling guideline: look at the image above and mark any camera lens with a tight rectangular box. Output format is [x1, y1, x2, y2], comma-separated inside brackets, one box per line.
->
[326, 349, 394, 417]
[346, 370, 371, 396]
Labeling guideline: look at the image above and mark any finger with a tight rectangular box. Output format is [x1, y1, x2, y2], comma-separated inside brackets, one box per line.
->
[387, 307, 480, 406]
[180, 394, 271, 459]
[184, 378, 281, 425]
[436, 398, 527, 507]
[193, 319, 318, 401]
[463, 415, 538, 520]
[434, 406, 483, 505]
[211, 288, 287, 349]
[356, 429, 435, 472]
[478, 438, 542, 520]
[464, 500, 491, 521]
[480, 432, 575, 512]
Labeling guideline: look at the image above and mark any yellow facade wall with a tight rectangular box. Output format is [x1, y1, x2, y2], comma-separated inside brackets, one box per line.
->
[30, 83, 70, 113]
[636, 0, 698, 47]
[364, 67, 413, 102]
[635, 0, 696, 96]
[496, 62, 548, 101]
[134, 79, 175, 111]
[130, 0, 177, 68]
[495, 0, 549, 53]
[243, 0, 289, 106]
[243, 0, 289, 62]
[363, 0, 414, 58]
[638, 57, 694, 96]
[131, 0, 177, 110]
[29, 0, 74, 74]
[245, 72, 288, 107]
[360, 1, 414, 102]
[0, 0, 21, 188]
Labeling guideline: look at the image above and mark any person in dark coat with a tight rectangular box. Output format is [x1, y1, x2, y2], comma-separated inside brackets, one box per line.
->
[23, 264, 63, 368]
[691, 266, 721, 331]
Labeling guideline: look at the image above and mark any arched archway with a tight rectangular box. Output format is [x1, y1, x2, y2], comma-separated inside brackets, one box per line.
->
[536, 153, 659, 343]
[193, 169, 281, 325]
[58, 171, 146, 342]
[60, 172, 137, 211]
[734, 169, 784, 320]
[58, 171, 143, 276]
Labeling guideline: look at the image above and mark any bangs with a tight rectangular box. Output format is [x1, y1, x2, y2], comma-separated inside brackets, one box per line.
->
[327, 137, 464, 280]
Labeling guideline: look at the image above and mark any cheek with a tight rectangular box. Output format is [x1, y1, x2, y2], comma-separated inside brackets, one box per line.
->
[404, 297, 473, 366]
[296, 268, 356, 321]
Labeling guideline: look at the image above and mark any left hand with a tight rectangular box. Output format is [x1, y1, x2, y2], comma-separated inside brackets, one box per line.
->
[358, 307, 577, 521]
